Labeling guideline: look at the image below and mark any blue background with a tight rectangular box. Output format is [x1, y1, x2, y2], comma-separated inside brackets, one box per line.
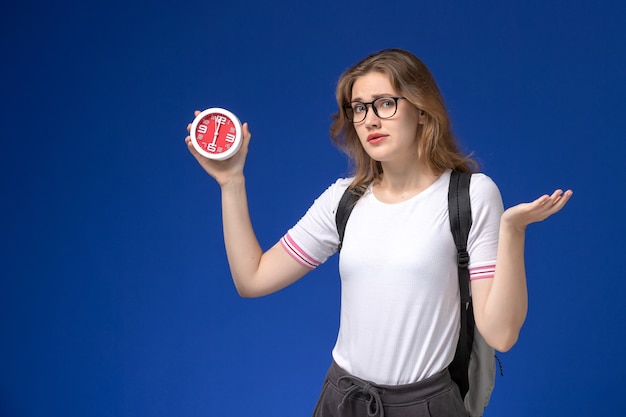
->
[1, 0, 624, 416]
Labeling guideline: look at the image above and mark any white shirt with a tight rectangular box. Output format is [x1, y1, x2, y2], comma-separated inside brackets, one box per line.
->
[281, 170, 503, 385]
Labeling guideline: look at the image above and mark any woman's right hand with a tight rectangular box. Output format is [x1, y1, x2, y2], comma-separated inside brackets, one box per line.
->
[184, 110, 252, 186]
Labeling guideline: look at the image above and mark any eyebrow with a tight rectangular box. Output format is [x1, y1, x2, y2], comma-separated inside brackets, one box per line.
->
[349, 94, 396, 102]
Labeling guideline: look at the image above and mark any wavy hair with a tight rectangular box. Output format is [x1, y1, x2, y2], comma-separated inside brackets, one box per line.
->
[330, 48, 477, 193]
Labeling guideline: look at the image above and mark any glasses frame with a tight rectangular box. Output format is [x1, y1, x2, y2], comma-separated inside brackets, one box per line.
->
[342, 96, 406, 123]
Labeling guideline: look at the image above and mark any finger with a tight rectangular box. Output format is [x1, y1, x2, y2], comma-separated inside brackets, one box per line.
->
[543, 189, 573, 216]
[547, 189, 569, 206]
[552, 189, 573, 210]
[185, 137, 196, 153]
[187, 110, 201, 133]
[184, 134, 200, 155]
[242, 122, 251, 140]
[562, 189, 573, 200]
[241, 122, 252, 150]
[529, 194, 551, 211]
[536, 194, 551, 206]
[539, 190, 562, 209]
[538, 189, 567, 208]
[550, 189, 564, 201]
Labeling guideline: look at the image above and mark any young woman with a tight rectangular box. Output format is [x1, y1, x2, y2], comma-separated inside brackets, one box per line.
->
[185, 48, 572, 417]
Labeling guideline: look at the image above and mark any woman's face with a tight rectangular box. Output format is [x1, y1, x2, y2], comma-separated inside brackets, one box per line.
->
[350, 72, 422, 165]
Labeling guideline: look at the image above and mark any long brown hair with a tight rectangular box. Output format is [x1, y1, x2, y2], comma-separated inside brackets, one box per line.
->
[330, 49, 477, 193]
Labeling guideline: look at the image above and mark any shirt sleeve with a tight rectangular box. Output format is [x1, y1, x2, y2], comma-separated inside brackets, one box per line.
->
[467, 174, 504, 280]
[280, 178, 352, 269]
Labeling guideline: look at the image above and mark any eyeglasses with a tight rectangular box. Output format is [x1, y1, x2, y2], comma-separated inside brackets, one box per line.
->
[342, 96, 406, 123]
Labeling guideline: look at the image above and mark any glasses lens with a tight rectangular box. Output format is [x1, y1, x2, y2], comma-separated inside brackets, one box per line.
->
[345, 103, 365, 123]
[373, 97, 398, 119]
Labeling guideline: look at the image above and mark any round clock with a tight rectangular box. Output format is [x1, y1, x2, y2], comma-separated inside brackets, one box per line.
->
[189, 108, 243, 161]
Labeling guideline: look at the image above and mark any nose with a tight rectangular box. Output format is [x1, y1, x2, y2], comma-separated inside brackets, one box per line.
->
[363, 104, 380, 127]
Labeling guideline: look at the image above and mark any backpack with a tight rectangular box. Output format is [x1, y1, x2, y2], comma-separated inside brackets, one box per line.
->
[335, 171, 497, 417]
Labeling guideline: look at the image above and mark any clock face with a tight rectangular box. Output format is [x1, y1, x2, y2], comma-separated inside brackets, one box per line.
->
[190, 108, 243, 160]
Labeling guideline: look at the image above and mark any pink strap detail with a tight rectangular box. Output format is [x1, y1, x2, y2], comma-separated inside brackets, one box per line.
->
[280, 234, 319, 269]
[469, 264, 496, 280]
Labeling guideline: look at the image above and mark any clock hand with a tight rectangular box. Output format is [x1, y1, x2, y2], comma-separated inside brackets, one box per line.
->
[212, 123, 220, 144]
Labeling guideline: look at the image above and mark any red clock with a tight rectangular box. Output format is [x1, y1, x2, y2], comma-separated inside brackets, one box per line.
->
[189, 108, 243, 160]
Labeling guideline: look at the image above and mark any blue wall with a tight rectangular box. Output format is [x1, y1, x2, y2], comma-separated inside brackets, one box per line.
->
[1, 1, 624, 415]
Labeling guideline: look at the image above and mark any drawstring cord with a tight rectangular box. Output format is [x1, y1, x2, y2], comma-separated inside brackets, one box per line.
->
[337, 375, 385, 417]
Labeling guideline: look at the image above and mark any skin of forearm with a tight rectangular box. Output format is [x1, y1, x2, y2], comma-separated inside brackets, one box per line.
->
[480, 223, 529, 352]
[220, 177, 264, 296]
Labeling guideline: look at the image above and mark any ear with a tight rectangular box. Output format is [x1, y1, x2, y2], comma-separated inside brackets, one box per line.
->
[418, 109, 426, 125]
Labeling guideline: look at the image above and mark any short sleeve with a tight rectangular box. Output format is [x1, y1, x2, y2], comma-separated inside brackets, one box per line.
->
[280, 178, 352, 269]
[467, 174, 504, 279]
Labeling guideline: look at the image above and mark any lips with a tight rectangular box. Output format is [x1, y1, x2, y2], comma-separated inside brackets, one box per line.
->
[367, 133, 387, 144]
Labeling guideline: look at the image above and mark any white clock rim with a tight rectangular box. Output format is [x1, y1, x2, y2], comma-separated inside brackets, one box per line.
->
[190, 107, 243, 161]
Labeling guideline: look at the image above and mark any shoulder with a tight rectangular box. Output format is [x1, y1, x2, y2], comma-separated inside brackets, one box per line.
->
[469, 172, 504, 213]
[333, 177, 354, 190]
[299, 177, 354, 219]
[318, 177, 354, 207]
[470, 173, 501, 197]
[445, 170, 500, 202]
[285, 177, 354, 261]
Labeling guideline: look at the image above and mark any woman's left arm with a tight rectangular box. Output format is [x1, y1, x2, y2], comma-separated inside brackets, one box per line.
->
[471, 189, 573, 352]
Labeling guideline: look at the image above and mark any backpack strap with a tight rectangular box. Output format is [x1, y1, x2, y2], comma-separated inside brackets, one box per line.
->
[447, 170, 474, 400]
[335, 186, 364, 252]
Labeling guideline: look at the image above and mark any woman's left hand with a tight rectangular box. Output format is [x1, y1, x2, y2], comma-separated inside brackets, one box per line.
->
[501, 189, 573, 232]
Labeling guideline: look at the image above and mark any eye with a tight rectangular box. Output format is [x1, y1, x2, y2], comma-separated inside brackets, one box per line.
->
[378, 98, 395, 109]
[352, 103, 366, 113]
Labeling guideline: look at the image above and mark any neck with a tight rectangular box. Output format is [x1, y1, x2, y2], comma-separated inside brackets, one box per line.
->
[374, 160, 440, 203]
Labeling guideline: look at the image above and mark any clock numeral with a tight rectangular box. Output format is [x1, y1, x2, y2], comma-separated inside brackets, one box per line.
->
[197, 125, 208, 134]
[225, 133, 235, 143]
[207, 143, 217, 152]
[214, 115, 227, 125]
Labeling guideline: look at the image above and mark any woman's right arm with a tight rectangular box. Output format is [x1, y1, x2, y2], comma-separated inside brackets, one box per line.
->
[185, 111, 311, 297]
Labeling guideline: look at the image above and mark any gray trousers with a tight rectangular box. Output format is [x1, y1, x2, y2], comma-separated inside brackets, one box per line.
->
[312, 361, 468, 417]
